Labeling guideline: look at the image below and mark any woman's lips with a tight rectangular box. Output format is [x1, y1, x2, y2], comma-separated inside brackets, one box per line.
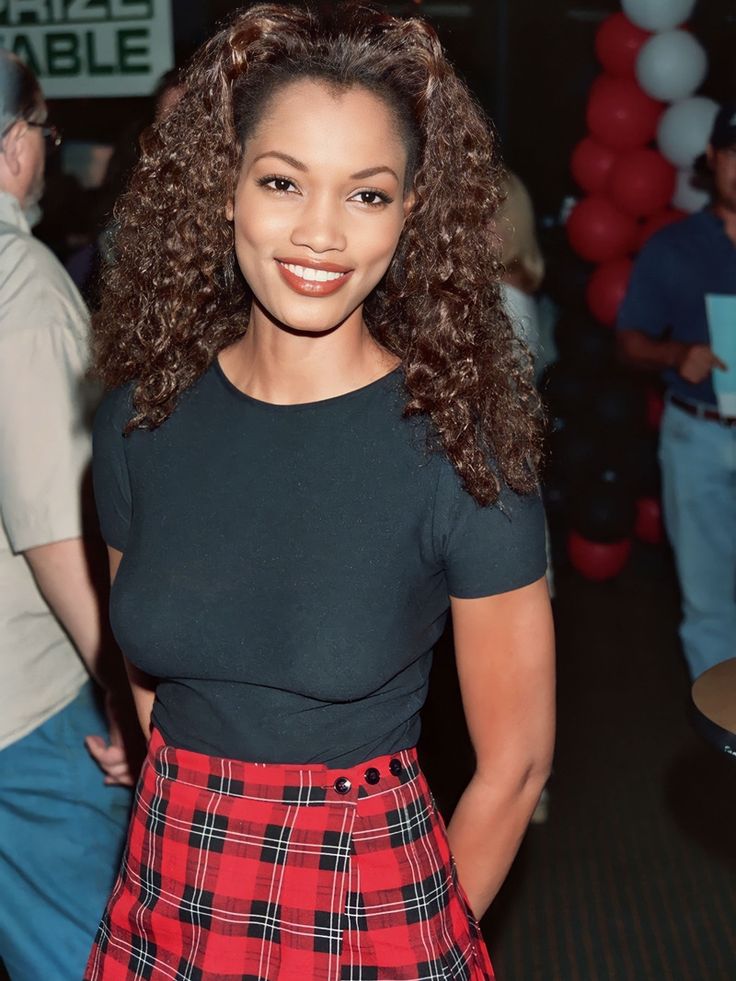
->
[275, 259, 353, 297]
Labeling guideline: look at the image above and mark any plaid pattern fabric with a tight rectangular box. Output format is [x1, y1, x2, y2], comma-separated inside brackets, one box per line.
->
[85, 730, 494, 980]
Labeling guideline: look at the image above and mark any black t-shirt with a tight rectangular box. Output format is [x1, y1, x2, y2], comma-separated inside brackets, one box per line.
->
[94, 361, 546, 766]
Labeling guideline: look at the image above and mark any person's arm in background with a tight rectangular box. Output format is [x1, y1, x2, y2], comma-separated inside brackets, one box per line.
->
[23, 536, 140, 784]
[0, 275, 140, 785]
[616, 231, 726, 385]
[617, 331, 726, 385]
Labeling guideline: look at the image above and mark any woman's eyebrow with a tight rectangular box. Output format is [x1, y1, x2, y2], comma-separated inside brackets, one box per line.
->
[350, 165, 399, 181]
[252, 151, 307, 170]
[251, 151, 398, 182]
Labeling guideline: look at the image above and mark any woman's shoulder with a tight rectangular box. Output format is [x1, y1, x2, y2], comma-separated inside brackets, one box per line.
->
[433, 444, 543, 524]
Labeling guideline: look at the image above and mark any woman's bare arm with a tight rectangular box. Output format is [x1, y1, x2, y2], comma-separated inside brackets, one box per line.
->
[446, 576, 555, 919]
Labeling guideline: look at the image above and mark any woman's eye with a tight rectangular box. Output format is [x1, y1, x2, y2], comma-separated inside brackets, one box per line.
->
[257, 176, 297, 194]
[352, 189, 392, 207]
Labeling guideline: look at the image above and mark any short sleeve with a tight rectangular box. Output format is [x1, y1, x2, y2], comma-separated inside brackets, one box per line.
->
[0, 323, 93, 554]
[92, 387, 133, 552]
[617, 235, 674, 338]
[435, 460, 547, 599]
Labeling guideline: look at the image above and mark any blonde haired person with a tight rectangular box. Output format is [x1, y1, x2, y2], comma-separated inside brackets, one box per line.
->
[496, 171, 545, 360]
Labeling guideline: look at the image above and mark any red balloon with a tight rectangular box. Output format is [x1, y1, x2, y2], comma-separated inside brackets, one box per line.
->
[635, 496, 664, 545]
[567, 531, 632, 582]
[586, 257, 633, 326]
[571, 137, 619, 194]
[609, 149, 676, 218]
[638, 208, 687, 248]
[567, 195, 638, 263]
[595, 13, 650, 78]
[586, 76, 662, 151]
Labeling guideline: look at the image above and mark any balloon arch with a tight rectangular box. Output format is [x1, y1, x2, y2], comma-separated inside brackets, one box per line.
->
[569, 0, 714, 277]
[545, 0, 714, 582]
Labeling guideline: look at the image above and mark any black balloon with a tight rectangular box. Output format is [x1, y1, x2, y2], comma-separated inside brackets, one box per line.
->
[574, 431, 659, 496]
[590, 371, 647, 433]
[541, 227, 594, 313]
[568, 480, 637, 543]
[547, 423, 599, 472]
[554, 314, 617, 370]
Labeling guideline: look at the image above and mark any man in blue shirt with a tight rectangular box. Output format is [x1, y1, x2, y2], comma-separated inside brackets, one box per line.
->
[618, 105, 736, 680]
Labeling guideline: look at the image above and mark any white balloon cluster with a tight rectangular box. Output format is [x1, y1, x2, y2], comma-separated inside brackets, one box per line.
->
[622, 0, 696, 32]
[637, 30, 706, 102]
[622, 0, 713, 212]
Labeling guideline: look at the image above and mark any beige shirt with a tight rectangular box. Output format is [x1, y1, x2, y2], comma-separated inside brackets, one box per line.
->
[0, 190, 92, 749]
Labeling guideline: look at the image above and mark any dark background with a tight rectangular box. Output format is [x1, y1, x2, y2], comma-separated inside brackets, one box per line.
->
[45, 0, 736, 223]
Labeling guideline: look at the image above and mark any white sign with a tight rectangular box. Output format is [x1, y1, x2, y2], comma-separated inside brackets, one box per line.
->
[0, 0, 173, 98]
[705, 294, 736, 417]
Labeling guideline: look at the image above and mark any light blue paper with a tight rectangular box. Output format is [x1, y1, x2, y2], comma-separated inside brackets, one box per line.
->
[705, 294, 736, 415]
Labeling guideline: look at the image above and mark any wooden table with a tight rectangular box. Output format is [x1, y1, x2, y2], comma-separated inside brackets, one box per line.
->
[691, 657, 736, 759]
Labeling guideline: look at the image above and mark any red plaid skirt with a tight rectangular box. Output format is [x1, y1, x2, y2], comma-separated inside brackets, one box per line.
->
[85, 730, 494, 980]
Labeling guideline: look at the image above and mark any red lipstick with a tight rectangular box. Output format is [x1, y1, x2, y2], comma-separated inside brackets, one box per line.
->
[275, 257, 353, 297]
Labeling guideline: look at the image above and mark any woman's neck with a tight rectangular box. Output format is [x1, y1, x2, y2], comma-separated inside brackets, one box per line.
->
[218, 307, 399, 405]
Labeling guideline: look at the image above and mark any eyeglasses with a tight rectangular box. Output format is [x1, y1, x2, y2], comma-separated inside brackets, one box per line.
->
[26, 121, 63, 153]
[0, 119, 62, 153]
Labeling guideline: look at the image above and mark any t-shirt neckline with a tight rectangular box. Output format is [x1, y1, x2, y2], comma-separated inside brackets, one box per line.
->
[213, 356, 403, 411]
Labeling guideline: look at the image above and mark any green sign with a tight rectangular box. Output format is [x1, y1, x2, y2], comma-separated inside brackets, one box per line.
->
[0, 1, 173, 97]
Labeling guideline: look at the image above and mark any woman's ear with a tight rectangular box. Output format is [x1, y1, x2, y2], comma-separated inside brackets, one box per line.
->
[402, 188, 416, 219]
[225, 199, 234, 221]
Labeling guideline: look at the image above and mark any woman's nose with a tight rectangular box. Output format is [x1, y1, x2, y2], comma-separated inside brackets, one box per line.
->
[290, 193, 347, 254]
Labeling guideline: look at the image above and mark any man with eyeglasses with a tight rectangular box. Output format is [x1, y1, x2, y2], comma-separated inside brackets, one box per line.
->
[0, 50, 133, 979]
[618, 104, 736, 682]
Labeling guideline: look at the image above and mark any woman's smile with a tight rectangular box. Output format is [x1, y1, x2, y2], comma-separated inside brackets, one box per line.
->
[275, 256, 354, 296]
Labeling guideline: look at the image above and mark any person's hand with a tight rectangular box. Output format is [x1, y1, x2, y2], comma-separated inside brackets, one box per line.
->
[675, 343, 727, 385]
[85, 690, 141, 786]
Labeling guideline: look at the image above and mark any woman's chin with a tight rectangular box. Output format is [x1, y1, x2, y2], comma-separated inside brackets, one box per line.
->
[254, 298, 357, 338]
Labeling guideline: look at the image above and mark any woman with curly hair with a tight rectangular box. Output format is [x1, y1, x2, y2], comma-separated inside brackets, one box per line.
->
[85, 4, 554, 979]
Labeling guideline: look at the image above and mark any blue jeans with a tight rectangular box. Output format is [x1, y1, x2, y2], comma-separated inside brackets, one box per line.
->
[659, 401, 736, 679]
[0, 682, 131, 980]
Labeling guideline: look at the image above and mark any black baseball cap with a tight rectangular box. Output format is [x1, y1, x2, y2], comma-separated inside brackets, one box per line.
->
[709, 104, 736, 150]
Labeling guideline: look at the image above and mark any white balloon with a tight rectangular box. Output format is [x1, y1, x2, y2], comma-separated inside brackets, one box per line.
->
[636, 30, 707, 102]
[622, 0, 696, 32]
[672, 168, 709, 213]
[657, 96, 719, 168]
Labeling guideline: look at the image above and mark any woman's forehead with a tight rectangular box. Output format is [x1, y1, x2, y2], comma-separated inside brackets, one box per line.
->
[244, 80, 408, 171]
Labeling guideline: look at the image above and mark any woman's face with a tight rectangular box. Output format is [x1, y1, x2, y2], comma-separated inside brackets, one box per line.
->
[228, 79, 414, 333]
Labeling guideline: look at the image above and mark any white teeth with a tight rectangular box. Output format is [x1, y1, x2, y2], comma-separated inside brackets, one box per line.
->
[282, 262, 345, 282]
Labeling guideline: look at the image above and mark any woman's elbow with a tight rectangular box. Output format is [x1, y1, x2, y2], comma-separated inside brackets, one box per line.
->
[516, 752, 553, 797]
[476, 746, 553, 801]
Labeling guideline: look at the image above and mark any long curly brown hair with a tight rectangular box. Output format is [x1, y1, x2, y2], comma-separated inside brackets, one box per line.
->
[95, 2, 542, 505]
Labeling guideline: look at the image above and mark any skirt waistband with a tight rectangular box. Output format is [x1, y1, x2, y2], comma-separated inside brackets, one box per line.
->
[147, 728, 420, 805]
